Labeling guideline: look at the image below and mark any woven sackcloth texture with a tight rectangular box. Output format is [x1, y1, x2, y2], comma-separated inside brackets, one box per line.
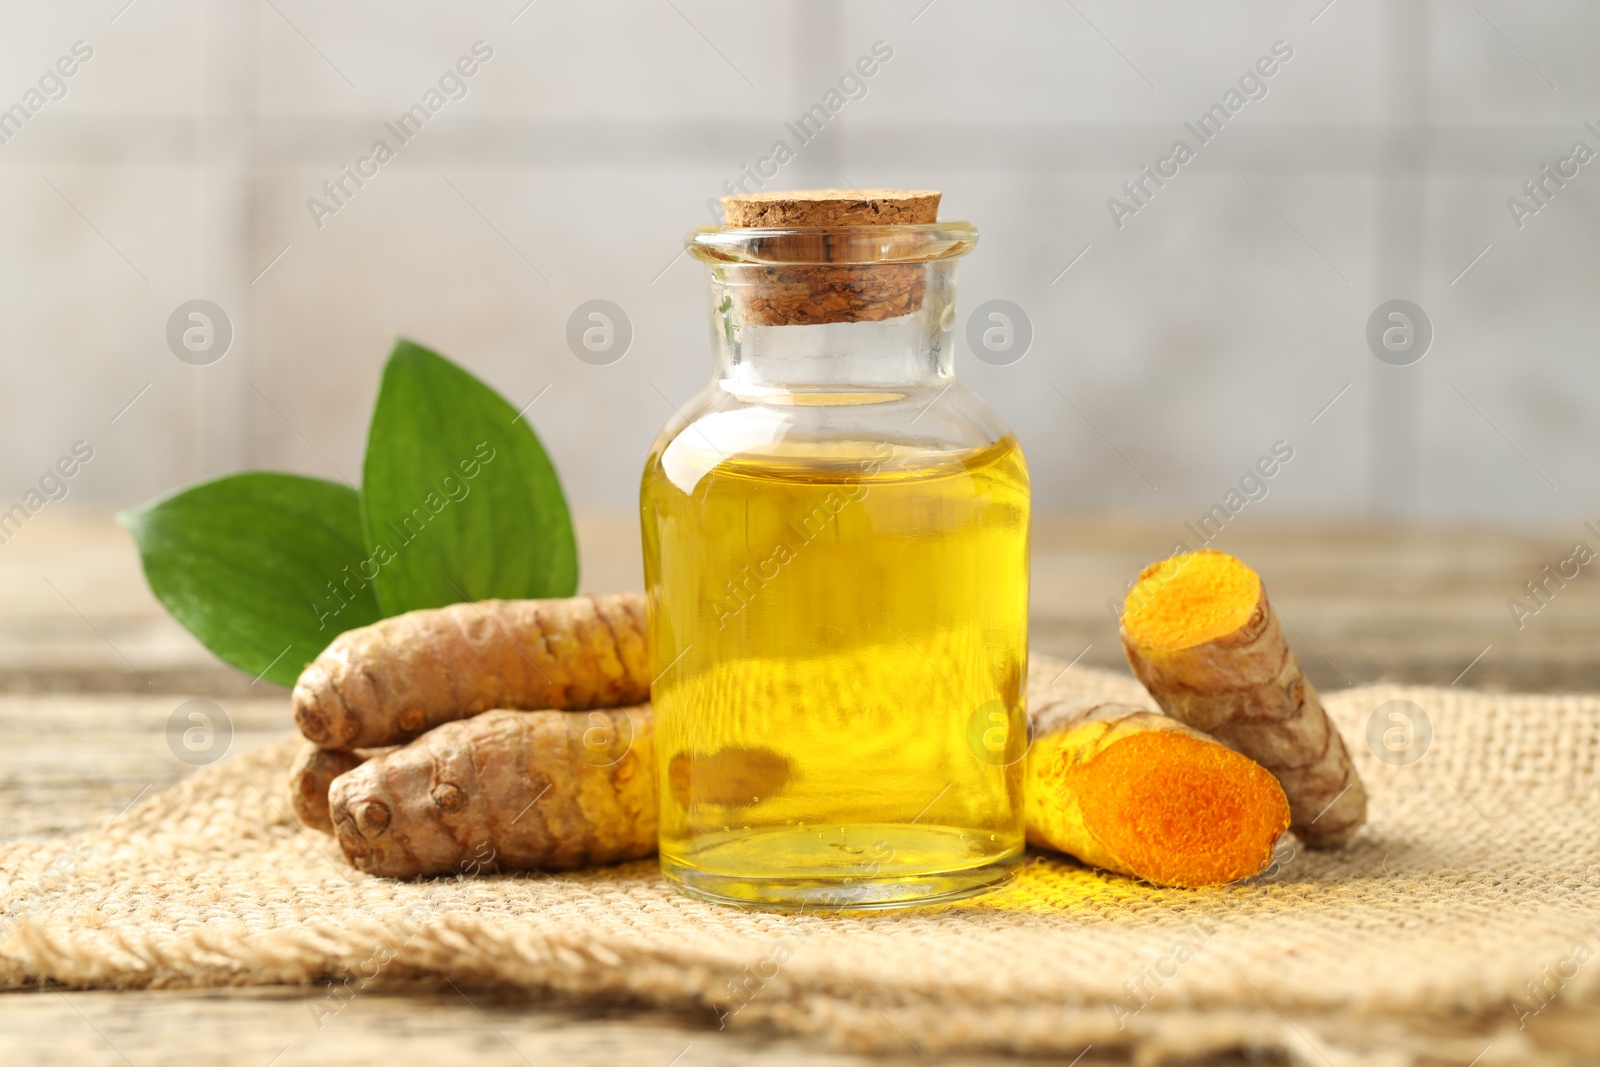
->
[3, 656, 1598, 1063]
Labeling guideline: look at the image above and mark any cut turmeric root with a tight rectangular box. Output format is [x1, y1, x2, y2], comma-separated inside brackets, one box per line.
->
[1120, 549, 1367, 848]
[1026, 697, 1290, 887]
[292, 593, 649, 750]
[328, 704, 656, 878]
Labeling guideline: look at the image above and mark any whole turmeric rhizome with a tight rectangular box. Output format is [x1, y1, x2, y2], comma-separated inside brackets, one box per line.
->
[287, 552, 1365, 888]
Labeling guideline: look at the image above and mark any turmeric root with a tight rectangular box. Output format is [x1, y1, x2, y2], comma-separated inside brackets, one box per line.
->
[293, 593, 649, 750]
[288, 742, 393, 834]
[1026, 696, 1290, 887]
[1120, 549, 1367, 848]
[328, 704, 656, 878]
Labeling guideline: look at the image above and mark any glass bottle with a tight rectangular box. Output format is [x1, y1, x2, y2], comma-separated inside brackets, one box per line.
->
[640, 192, 1030, 910]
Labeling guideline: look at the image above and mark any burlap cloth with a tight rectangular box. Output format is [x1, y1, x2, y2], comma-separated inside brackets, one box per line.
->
[3, 659, 1598, 1064]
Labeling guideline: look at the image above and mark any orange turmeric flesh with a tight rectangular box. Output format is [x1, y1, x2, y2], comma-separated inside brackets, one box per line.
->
[1121, 550, 1261, 652]
[1048, 730, 1290, 888]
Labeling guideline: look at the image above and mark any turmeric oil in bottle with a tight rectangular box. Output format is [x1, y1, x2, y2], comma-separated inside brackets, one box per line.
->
[641, 190, 1029, 909]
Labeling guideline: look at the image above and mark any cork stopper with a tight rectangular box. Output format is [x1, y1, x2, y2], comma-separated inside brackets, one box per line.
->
[721, 189, 941, 228]
[718, 189, 942, 326]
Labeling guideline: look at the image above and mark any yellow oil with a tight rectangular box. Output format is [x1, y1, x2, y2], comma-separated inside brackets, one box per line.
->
[640, 431, 1030, 909]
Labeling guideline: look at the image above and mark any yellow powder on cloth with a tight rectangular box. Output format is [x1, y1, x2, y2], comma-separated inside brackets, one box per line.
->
[1121, 549, 1262, 651]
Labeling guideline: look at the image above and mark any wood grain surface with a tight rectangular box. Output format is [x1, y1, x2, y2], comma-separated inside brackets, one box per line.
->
[4, 511, 1598, 1065]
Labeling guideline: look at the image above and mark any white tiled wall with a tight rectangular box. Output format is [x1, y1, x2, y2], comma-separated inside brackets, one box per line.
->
[1, 0, 1596, 526]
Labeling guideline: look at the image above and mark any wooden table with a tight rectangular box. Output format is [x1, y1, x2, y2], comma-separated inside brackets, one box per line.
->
[5, 512, 1598, 1065]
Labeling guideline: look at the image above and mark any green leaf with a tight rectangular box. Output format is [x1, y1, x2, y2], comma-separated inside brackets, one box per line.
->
[119, 473, 381, 688]
[360, 338, 577, 614]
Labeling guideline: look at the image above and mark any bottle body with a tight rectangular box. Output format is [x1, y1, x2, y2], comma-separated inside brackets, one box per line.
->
[641, 222, 1029, 909]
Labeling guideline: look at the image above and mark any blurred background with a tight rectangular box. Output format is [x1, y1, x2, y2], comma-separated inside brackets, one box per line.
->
[2, 0, 1599, 697]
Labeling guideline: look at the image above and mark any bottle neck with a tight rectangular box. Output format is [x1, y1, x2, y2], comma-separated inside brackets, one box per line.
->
[707, 261, 958, 391]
